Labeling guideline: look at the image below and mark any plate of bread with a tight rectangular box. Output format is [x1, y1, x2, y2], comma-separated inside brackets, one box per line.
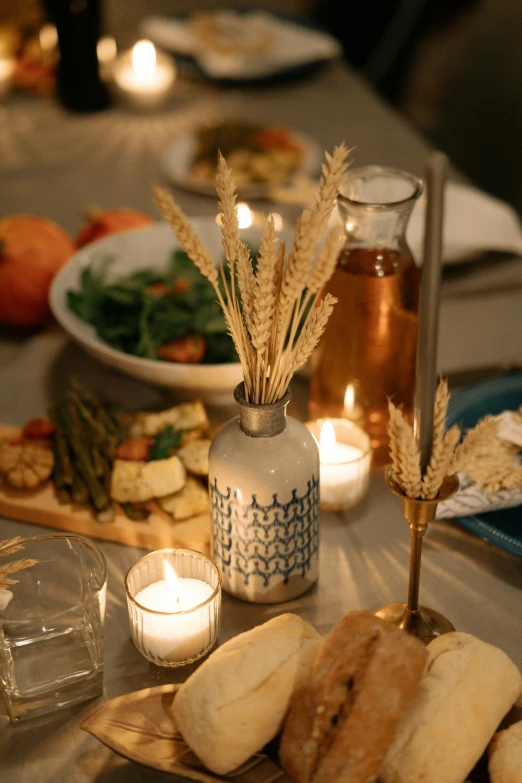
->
[83, 610, 522, 783]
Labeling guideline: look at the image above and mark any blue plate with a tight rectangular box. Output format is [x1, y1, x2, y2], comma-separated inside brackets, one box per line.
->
[447, 374, 522, 557]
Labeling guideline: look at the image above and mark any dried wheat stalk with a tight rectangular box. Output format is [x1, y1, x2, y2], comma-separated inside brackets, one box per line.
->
[454, 415, 521, 492]
[154, 143, 351, 404]
[421, 424, 461, 499]
[0, 538, 37, 591]
[388, 378, 522, 499]
[387, 401, 422, 499]
[388, 378, 459, 499]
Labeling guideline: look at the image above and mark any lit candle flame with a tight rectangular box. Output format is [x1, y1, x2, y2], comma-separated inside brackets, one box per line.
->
[97, 36, 117, 65]
[319, 419, 337, 459]
[269, 212, 283, 232]
[164, 560, 181, 604]
[344, 383, 355, 414]
[132, 40, 157, 77]
[236, 202, 253, 230]
[39, 24, 58, 53]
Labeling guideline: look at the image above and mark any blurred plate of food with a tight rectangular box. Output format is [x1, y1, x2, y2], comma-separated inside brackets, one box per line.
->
[140, 10, 341, 83]
[161, 121, 322, 198]
[49, 219, 292, 403]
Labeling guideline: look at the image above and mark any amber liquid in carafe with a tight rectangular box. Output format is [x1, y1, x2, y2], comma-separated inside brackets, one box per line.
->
[309, 247, 419, 468]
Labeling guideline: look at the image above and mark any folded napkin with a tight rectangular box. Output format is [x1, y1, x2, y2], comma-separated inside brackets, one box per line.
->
[436, 474, 522, 519]
[407, 182, 522, 264]
[140, 12, 341, 80]
[437, 411, 522, 519]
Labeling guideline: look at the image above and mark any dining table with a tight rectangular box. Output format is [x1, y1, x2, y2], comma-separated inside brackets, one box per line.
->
[1, 49, 521, 783]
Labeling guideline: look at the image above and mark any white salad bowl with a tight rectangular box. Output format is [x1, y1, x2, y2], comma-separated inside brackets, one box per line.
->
[50, 219, 287, 403]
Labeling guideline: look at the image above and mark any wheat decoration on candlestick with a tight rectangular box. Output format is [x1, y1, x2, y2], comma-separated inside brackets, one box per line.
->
[376, 152, 460, 645]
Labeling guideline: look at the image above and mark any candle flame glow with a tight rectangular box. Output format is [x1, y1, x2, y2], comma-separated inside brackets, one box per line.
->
[320, 419, 337, 457]
[344, 383, 355, 413]
[39, 24, 58, 52]
[237, 202, 253, 229]
[164, 560, 181, 604]
[97, 36, 117, 65]
[269, 212, 284, 232]
[132, 40, 156, 76]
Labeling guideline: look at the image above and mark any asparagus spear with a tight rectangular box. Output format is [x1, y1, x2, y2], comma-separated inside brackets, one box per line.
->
[70, 466, 89, 505]
[50, 407, 74, 486]
[51, 440, 72, 504]
[58, 403, 110, 513]
[70, 378, 123, 440]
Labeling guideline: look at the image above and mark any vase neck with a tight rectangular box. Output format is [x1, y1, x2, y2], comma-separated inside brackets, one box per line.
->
[338, 165, 422, 252]
[234, 384, 291, 438]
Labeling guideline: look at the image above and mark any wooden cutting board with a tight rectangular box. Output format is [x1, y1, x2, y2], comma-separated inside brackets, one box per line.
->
[0, 424, 210, 554]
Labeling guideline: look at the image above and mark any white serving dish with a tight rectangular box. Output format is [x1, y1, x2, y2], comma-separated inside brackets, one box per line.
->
[50, 219, 283, 403]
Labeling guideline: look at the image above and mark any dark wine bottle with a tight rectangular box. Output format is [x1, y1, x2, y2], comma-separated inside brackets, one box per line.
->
[45, 0, 111, 112]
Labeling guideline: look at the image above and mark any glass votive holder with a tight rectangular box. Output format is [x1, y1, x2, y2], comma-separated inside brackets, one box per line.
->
[125, 548, 221, 667]
[0, 534, 107, 721]
[306, 418, 372, 512]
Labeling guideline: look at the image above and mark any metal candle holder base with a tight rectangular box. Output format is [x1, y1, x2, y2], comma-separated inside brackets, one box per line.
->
[376, 467, 459, 645]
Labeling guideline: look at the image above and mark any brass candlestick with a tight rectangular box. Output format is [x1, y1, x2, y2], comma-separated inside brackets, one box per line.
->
[376, 466, 459, 644]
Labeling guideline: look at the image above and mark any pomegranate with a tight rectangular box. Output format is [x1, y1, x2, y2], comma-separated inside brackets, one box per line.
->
[0, 215, 75, 327]
[76, 207, 152, 248]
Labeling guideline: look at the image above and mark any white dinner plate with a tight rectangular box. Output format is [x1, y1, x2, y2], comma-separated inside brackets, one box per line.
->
[140, 11, 342, 82]
[161, 128, 323, 199]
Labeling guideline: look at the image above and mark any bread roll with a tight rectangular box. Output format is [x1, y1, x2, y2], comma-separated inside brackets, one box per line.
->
[173, 613, 321, 775]
[380, 632, 522, 783]
[279, 610, 427, 783]
[489, 719, 522, 783]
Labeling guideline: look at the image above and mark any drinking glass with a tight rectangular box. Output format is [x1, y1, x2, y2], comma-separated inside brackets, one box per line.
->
[0, 534, 107, 721]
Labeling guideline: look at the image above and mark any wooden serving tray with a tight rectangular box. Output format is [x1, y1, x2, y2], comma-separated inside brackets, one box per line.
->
[0, 424, 210, 554]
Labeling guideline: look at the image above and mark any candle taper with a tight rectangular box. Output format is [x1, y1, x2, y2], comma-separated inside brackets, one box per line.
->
[415, 152, 448, 473]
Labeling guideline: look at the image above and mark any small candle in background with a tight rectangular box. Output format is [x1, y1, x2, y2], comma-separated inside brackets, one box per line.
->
[343, 383, 363, 423]
[236, 202, 253, 229]
[97, 36, 117, 81]
[39, 24, 58, 57]
[216, 205, 285, 233]
[307, 418, 372, 511]
[0, 57, 14, 98]
[113, 39, 176, 109]
[126, 549, 221, 667]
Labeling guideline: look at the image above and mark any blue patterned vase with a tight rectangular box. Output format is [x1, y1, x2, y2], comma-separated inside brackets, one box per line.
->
[209, 383, 320, 603]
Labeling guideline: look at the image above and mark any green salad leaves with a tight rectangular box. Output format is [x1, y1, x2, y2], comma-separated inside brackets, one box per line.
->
[67, 250, 239, 364]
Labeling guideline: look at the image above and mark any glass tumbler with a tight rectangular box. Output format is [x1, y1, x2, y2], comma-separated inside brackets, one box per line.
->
[125, 549, 221, 668]
[0, 534, 107, 721]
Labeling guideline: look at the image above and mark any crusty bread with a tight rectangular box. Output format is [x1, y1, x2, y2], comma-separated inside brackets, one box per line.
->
[489, 719, 522, 783]
[279, 610, 427, 783]
[380, 632, 522, 783]
[173, 613, 321, 775]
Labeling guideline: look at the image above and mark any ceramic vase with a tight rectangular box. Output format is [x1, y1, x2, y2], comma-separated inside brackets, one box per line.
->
[209, 384, 320, 603]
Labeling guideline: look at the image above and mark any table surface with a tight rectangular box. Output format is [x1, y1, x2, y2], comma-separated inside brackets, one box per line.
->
[1, 60, 521, 783]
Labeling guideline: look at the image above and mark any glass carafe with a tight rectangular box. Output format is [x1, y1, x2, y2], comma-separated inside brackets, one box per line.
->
[309, 165, 422, 469]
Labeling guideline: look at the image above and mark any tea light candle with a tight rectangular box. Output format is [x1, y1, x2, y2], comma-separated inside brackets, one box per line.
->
[307, 418, 372, 511]
[113, 40, 176, 109]
[97, 36, 117, 81]
[0, 57, 14, 98]
[126, 549, 221, 667]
